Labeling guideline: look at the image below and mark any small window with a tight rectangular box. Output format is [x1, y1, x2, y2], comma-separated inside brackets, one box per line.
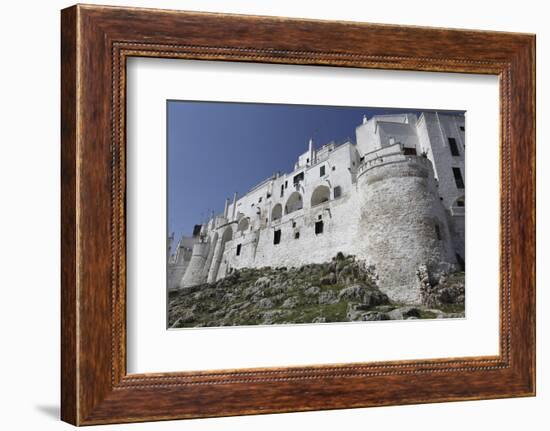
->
[320, 165, 326, 177]
[332, 166, 336, 171]
[266, 192, 271, 199]
[315, 221, 324, 235]
[236, 244, 242, 256]
[285, 181, 288, 189]
[258, 197, 262, 203]
[294, 231, 300, 239]
[318, 214, 322, 220]
[403, 147, 417, 155]
[306, 158, 310, 163]
[460, 126, 465, 131]
[435, 225, 442, 241]
[457, 199, 465, 207]
[334, 186, 342, 199]
[448, 138, 460, 156]
[452, 167, 465, 189]
[292, 221, 296, 228]
[273, 229, 281, 245]
[280, 184, 284, 198]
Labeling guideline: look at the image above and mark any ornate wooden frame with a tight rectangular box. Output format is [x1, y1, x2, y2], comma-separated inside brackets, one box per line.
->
[61, 4, 536, 426]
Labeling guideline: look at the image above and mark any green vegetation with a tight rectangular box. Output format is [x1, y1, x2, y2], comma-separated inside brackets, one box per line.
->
[168, 254, 465, 328]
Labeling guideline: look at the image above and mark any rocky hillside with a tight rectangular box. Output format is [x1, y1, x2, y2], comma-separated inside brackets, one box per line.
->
[168, 253, 465, 328]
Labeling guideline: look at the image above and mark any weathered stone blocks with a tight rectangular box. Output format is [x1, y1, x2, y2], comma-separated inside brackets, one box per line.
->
[357, 155, 456, 303]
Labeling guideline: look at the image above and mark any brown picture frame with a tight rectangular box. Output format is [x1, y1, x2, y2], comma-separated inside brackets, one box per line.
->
[61, 4, 536, 426]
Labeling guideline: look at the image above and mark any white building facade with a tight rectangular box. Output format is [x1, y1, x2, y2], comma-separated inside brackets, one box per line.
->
[168, 112, 466, 304]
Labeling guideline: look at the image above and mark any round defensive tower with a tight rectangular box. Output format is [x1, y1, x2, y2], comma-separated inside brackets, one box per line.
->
[179, 242, 209, 288]
[356, 153, 456, 304]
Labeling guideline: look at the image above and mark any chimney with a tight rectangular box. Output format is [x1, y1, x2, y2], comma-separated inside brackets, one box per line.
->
[223, 198, 229, 218]
[308, 138, 314, 165]
[231, 192, 238, 220]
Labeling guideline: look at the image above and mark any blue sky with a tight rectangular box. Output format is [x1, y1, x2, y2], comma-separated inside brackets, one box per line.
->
[167, 101, 452, 242]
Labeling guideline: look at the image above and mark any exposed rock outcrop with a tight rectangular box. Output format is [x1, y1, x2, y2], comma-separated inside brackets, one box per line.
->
[417, 264, 465, 308]
[168, 254, 465, 328]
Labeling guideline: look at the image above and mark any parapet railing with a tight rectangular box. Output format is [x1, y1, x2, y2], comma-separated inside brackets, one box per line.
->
[357, 152, 433, 179]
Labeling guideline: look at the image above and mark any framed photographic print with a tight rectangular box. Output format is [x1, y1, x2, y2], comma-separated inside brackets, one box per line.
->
[61, 4, 536, 425]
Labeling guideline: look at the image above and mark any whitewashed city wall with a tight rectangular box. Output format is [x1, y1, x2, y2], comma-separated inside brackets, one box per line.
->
[169, 112, 466, 304]
[166, 236, 197, 291]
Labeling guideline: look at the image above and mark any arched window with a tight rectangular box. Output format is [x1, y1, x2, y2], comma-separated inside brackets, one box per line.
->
[285, 192, 303, 214]
[237, 217, 249, 232]
[222, 226, 233, 243]
[271, 203, 283, 221]
[310, 185, 331, 207]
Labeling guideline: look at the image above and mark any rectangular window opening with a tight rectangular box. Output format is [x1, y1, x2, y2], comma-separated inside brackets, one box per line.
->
[294, 231, 300, 239]
[452, 167, 465, 189]
[320, 165, 326, 177]
[448, 137, 460, 156]
[273, 229, 281, 245]
[236, 244, 242, 256]
[315, 220, 324, 235]
[334, 186, 342, 199]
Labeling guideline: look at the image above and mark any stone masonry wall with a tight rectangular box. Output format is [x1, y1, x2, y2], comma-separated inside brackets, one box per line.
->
[222, 190, 360, 273]
[356, 155, 456, 303]
[180, 242, 210, 288]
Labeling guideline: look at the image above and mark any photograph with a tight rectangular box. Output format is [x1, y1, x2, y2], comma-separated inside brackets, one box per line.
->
[167, 101, 466, 328]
